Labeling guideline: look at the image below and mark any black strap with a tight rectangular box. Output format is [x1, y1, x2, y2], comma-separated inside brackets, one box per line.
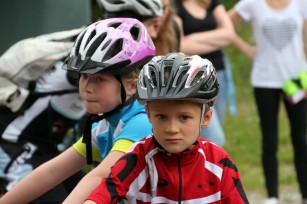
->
[82, 114, 105, 165]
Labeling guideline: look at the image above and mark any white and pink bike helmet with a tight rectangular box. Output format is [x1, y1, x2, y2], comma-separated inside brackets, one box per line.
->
[63, 17, 156, 76]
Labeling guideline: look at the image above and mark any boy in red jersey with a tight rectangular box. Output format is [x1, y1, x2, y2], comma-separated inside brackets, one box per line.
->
[85, 53, 249, 204]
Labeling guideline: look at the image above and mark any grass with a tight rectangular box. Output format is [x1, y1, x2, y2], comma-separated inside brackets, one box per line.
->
[223, 22, 298, 197]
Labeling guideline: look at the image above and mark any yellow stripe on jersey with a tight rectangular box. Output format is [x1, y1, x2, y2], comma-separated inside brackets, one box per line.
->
[73, 137, 102, 162]
[111, 139, 134, 153]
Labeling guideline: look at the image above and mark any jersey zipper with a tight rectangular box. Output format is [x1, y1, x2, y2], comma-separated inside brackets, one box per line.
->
[177, 155, 182, 203]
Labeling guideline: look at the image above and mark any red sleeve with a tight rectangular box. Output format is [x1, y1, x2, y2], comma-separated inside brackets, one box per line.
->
[86, 152, 144, 203]
[85, 177, 113, 204]
[219, 156, 249, 204]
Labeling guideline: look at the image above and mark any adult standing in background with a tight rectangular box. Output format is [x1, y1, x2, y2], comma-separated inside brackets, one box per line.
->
[174, 0, 235, 147]
[228, 0, 307, 203]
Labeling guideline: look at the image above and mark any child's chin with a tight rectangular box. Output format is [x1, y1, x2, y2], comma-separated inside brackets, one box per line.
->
[164, 147, 185, 154]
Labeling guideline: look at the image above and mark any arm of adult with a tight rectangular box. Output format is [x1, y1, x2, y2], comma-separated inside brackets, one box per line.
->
[180, 4, 235, 55]
[304, 19, 307, 53]
[0, 147, 86, 204]
[228, 8, 256, 60]
[63, 150, 125, 204]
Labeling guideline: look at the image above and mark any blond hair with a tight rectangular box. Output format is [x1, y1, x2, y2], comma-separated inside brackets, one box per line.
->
[153, 0, 179, 55]
[121, 67, 142, 83]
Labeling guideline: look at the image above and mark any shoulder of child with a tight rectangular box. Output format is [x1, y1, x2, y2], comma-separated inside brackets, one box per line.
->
[198, 138, 233, 160]
[126, 135, 155, 153]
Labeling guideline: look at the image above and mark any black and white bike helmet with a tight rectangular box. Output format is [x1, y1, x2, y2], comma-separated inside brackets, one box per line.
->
[97, 0, 163, 18]
[137, 52, 220, 106]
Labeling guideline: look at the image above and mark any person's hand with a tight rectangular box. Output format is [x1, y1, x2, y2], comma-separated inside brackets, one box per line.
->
[230, 33, 256, 60]
[245, 46, 257, 60]
[284, 90, 306, 104]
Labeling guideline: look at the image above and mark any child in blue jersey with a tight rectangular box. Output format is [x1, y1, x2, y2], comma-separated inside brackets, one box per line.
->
[0, 18, 156, 204]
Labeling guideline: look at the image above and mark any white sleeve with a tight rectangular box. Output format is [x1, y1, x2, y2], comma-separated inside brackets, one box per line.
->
[234, 0, 255, 21]
[297, 0, 307, 19]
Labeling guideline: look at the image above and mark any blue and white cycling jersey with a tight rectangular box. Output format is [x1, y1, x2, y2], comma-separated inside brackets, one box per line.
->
[73, 100, 152, 162]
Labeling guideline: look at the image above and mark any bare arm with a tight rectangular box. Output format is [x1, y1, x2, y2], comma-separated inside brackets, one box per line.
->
[84, 201, 96, 204]
[0, 147, 85, 204]
[304, 20, 307, 53]
[180, 5, 235, 55]
[63, 150, 125, 204]
[228, 8, 256, 60]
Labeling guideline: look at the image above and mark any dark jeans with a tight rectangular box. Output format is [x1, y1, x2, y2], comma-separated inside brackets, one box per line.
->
[254, 88, 307, 198]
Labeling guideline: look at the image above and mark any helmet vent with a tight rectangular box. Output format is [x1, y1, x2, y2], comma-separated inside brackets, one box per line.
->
[108, 22, 122, 29]
[130, 24, 141, 41]
[191, 71, 203, 86]
[86, 33, 106, 57]
[74, 32, 86, 55]
[99, 33, 109, 50]
[149, 67, 157, 88]
[182, 57, 191, 65]
[162, 66, 171, 86]
[175, 69, 188, 86]
[141, 76, 147, 88]
[138, 1, 151, 10]
[103, 39, 123, 61]
[201, 75, 213, 91]
[84, 30, 96, 49]
[110, 0, 124, 5]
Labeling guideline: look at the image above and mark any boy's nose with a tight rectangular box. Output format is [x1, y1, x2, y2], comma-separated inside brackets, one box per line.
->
[165, 119, 179, 133]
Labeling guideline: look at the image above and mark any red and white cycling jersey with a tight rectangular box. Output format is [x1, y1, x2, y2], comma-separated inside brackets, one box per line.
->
[87, 136, 249, 204]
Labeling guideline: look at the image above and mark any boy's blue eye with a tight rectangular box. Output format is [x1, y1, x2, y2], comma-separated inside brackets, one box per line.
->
[180, 115, 189, 121]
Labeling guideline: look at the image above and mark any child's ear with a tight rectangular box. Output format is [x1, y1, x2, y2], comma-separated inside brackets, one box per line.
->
[201, 108, 213, 128]
[124, 79, 137, 96]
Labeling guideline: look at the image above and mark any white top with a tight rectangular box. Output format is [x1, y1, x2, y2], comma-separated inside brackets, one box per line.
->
[235, 0, 307, 88]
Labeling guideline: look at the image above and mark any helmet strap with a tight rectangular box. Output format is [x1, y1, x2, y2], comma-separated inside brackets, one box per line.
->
[199, 104, 206, 135]
[82, 113, 105, 165]
[100, 75, 127, 117]
[115, 75, 126, 105]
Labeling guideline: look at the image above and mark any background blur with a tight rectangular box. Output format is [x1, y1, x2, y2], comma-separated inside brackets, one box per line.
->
[0, 0, 300, 202]
[0, 0, 92, 54]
